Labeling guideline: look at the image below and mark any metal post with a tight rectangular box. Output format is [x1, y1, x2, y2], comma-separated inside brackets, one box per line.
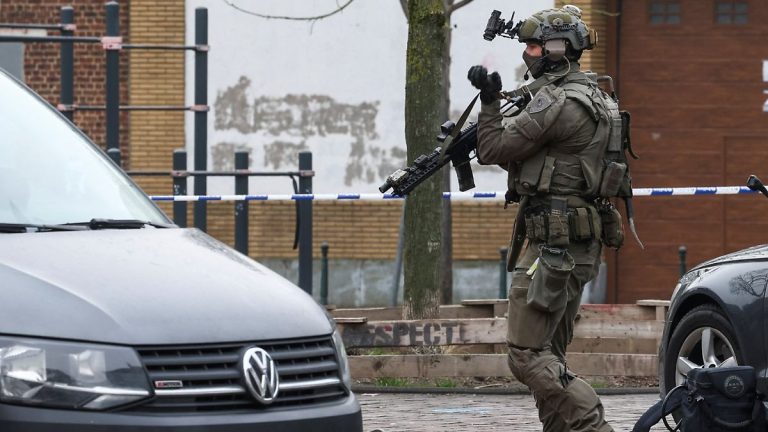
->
[105, 2, 120, 166]
[499, 247, 508, 299]
[234, 151, 249, 255]
[193, 7, 208, 231]
[59, 6, 74, 122]
[320, 242, 329, 305]
[679, 245, 688, 277]
[107, 148, 122, 167]
[172, 149, 187, 227]
[390, 203, 405, 307]
[298, 151, 313, 294]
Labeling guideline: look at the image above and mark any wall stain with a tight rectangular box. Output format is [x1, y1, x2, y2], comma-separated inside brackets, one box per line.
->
[214, 76, 404, 185]
[212, 142, 253, 171]
[264, 141, 308, 170]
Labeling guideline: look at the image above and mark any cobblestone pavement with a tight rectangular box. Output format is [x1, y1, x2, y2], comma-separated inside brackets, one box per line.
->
[359, 392, 670, 431]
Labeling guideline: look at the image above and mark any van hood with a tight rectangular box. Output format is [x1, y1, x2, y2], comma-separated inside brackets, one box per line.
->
[0, 228, 332, 345]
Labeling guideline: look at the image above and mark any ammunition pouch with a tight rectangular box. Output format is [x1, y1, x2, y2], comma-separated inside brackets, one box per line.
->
[527, 246, 575, 312]
[516, 150, 548, 195]
[599, 161, 627, 198]
[598, 204, 624, 249]
[524, 206, 601, 247]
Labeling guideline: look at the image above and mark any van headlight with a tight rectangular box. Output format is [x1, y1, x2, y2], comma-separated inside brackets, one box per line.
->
[331, 330, 352, 390]
[0, 336, 150, 410]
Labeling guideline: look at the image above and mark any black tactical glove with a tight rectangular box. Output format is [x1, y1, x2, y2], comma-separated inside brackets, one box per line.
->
[504, 189, 521, 205]
[467, 65, 502, 104]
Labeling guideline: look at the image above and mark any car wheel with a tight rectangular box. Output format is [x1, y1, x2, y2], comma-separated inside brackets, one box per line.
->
[663, 304, 742, 391]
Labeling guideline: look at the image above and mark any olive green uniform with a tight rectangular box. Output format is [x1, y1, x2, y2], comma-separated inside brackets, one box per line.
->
[477, 65, 614, 432]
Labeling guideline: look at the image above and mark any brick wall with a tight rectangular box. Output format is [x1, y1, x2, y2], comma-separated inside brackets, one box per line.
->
[0, 1, 130, 164]
[128, 0, 185, 201]
[202, 201, 516, 261]
[556, 0, 608, 74]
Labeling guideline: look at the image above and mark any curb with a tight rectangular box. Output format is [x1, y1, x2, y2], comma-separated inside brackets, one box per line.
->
[353, 385, 660, 396]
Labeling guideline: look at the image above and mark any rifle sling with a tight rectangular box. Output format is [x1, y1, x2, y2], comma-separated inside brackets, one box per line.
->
[439, 93, 480, 162]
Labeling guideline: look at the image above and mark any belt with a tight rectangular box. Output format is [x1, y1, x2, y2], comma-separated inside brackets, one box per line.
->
[524, 206, 601, 244]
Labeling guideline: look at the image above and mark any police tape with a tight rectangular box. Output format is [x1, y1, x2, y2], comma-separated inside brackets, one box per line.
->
[149, 186, 758, 202]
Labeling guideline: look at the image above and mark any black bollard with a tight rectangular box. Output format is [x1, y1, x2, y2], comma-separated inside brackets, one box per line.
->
[320, 242, 329, 305]
[234, 151, 249, 255]
[297, 151, 313, 294]
[499, 247, 508, 299]
[172, 149, 188, 227]
[678, 246, 687, 277]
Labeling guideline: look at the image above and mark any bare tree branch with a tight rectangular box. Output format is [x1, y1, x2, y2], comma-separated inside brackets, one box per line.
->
[222, 0, 356, 21]
[399, 0, 409, 21]
[448, 0, 473, 15]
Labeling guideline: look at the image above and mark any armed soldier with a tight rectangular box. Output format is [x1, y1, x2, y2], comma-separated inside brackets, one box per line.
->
[468, 6, 623, 432]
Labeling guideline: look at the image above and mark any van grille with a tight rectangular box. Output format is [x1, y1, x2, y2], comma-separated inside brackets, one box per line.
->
[127, 336, 347, 412]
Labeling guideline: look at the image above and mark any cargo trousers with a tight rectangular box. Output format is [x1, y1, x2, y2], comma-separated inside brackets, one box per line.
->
[506, 237, 614, 432]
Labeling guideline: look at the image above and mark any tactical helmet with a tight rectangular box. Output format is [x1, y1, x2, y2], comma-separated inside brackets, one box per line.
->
[517, 5, 597, 52]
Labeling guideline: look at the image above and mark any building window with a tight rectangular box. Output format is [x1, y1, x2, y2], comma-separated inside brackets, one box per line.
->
[649, 1, 681, 25]
[716, 1, 748, 24]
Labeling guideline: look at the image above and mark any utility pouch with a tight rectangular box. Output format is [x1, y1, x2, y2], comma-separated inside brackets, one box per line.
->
[547, 214, 570, 247]
[599, 161, 627, 198]
[527, 246, 575, 312]
[547, 197, 569, 247]
[571, 208, 598, 241]
[525, 215, 536, 240]
[517, 149, 547, 195]
[528, 215, 547, 241]
[600, 205, 625, 249]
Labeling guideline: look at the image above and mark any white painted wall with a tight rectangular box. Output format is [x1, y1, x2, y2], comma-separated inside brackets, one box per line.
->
[185, 0, 553, 195]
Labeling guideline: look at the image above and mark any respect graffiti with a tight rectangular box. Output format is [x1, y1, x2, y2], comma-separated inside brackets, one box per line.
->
[341, 321, 466, 347]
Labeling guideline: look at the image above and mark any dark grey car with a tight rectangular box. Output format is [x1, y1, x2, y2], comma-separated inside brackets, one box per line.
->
[0, 68, 362, 430]
[658, 186, 768, 418]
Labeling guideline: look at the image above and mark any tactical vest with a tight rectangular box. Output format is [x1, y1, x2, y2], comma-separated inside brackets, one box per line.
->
[513, 72, 622, 200]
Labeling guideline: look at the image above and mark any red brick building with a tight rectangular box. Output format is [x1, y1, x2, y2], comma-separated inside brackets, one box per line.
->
[0, 1, 131, 162]
[601, 0, 768, 302]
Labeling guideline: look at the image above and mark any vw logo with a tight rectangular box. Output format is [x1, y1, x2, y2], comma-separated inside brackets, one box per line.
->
[242, 347, 280, 404]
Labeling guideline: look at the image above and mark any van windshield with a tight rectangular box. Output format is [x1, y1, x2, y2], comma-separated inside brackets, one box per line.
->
[0, 70, 168, 226]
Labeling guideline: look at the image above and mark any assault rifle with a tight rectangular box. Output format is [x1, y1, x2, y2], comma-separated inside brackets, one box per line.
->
[379, 94, 528, 196]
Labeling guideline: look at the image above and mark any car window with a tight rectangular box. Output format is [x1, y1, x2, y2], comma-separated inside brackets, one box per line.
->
[0, 70, 167, 225]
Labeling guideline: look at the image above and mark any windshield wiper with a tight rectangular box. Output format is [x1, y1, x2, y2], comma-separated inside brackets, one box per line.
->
[65, 219, 176, 230]
[0, 223, 88, 233]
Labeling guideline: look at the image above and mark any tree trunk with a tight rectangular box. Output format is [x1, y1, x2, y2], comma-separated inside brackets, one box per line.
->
[439, 12, 453, 306]
[402, 0, 449, 319]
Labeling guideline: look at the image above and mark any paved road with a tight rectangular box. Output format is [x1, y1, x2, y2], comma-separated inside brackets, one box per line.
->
[359, 392, 670, 431]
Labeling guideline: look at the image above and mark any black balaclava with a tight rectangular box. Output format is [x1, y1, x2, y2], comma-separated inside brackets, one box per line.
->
[522, 51, 546, 79]
[522, 47, 573, 80]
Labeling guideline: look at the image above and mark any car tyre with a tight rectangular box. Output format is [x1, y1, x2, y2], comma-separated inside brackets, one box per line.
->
[663, 304, 742, 393]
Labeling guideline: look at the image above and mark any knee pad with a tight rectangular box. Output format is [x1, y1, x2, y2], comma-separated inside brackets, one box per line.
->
[507, 346, 555, 387]
[507, 347, 528, 383]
